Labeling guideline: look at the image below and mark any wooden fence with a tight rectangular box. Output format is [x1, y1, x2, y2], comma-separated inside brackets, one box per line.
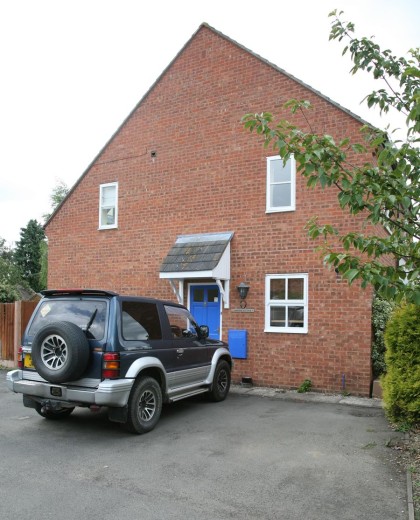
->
[0, 301, 38, 366]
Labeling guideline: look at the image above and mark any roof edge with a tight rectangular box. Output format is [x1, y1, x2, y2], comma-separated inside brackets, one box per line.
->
[200, 22, 373, 129]
[45, 24, 208, 230]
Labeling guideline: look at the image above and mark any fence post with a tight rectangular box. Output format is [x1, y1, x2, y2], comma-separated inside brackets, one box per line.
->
[14, 300, 22, 367]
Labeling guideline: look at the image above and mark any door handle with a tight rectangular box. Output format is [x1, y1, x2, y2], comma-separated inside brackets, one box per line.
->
[176, 348, 184, 357]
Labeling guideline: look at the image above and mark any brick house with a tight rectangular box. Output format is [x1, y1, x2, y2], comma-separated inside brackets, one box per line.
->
[46, 23, 377, 396]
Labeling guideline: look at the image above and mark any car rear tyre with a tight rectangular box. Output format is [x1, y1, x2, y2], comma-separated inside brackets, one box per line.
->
[124, 377, 163, 434]
[209, 360, 231, 402]
[31, 321, 90, 383]
[35, 403, 75, 420]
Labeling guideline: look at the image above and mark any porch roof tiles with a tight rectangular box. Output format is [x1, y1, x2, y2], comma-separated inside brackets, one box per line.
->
[160, 232, 233, 273]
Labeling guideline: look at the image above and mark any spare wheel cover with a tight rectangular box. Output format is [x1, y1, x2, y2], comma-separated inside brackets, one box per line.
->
[31, 321, 90, 383]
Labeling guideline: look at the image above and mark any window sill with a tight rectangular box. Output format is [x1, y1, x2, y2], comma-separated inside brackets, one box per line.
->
[264, 328, 308, 334]
[266, 208, 296, 214]
[98, 225, 118, 230]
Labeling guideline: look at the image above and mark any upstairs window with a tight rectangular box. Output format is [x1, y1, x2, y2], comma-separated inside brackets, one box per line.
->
[265, 274, 308, 333]
[99, 182, 118, 229]
[266, 156, 296, 212]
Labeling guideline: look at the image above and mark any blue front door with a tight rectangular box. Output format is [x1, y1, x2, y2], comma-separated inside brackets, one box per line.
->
[190, 285, 221, 340]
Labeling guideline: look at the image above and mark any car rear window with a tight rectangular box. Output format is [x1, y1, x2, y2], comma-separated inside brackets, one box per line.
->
[28, 299, 107, 340]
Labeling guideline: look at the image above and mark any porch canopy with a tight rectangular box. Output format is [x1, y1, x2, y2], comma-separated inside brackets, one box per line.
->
[159, 232, 234, 308]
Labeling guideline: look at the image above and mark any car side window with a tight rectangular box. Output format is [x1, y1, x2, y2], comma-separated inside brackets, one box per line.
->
[122, 301, 162, 340]
[164, 305, 198, 339]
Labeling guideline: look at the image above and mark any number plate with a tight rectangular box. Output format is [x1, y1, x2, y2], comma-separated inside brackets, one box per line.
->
[23, 353, 35, 369]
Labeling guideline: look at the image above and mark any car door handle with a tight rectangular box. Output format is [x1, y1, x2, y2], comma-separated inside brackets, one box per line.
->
[176, 348, 184, 357]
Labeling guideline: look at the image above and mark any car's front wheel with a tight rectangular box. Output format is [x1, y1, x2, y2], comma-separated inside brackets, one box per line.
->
[209, 360, 231, 402]
[124, 377, 163, 434]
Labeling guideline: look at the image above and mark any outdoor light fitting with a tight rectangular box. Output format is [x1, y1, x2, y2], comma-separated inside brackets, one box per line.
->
[237, 282, 250, 301]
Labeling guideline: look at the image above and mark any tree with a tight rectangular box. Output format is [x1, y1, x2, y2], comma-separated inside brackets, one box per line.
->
[0, 237, 14, 263]
[0, 237, 23, 302]
[43, 179, 69, 222]
[39, 239, 48, 290]
[14, 220, 46, 293]
[39, 180, 69, 287]
[243, 10, 419, 304]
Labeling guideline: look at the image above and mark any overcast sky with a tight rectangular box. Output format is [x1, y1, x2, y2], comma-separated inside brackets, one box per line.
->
[1, 0, 419, 245]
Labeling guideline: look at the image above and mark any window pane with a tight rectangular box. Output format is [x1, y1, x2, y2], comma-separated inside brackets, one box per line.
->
[28, 300, 107, 340]
[122, 302, 162, 340]
[288, 278, 304, 300]
[270, 306, 286, 327]
[271, 183, 291, 208]
[288, 306, 304, 327]
[193, 288, 204, 302]
[270, 159, 291, 183]
[165, 305, 198, 339]
[208, 288, 219, 302]
[102, 186, 116, 206]
[101, 207, 115, 226]
[270, 279, 285, 300]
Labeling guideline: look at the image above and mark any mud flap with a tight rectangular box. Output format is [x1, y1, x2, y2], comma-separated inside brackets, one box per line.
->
[108, 405, 128, 423]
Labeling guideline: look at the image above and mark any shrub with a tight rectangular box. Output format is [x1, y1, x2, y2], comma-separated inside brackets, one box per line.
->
[0, 283, 19, 303]
[382, 304, 420, 425]
[371, 294, 395, 378]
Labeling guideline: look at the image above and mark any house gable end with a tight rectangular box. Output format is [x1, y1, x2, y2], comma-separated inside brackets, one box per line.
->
[45, 22, 372, 233]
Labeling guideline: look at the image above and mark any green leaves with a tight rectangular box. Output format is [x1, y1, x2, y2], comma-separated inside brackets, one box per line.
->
[343, 269, 359, 283]
[14, 220, 46, 293]
[382, 304, 420, 425]
[242, 12, 419, 304]
[329, 13, 420, 135]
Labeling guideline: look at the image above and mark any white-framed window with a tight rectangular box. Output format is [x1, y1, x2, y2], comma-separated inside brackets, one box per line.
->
[265, 274, 308, 333]
[99, 182, 118, 229]
[266, 156, 296, 212]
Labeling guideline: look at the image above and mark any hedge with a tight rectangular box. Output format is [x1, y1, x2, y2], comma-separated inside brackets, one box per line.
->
[382, 304, 420, 425]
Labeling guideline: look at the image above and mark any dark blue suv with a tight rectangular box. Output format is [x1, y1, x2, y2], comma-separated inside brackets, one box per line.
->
[7, 289, 232, 434]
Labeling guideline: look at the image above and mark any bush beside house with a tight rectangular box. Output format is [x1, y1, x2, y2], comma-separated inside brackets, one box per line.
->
[382, 304, 420, 425]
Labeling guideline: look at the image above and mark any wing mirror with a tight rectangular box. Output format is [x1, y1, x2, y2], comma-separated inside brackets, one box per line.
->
[198, 325, 209, 339]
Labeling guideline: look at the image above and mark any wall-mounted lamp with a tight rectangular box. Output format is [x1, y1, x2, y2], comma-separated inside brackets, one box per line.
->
[237, 282, 250, 308]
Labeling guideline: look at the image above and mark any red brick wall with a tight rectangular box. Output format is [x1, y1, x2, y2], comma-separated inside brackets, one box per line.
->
[47, 26, 376, 395]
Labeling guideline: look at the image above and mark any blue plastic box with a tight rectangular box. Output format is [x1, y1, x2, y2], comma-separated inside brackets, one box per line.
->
[228, 330, 248, 359]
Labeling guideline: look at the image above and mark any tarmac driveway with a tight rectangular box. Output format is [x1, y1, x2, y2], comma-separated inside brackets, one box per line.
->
[0, 369, 408, 520]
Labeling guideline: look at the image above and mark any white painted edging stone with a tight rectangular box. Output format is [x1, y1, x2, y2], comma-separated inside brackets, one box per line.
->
[407, 469, 415, 520]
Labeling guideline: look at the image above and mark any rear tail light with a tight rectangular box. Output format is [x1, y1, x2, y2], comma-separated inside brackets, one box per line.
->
[17, 347, 23, 369]
[102, 352, 120, 379]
